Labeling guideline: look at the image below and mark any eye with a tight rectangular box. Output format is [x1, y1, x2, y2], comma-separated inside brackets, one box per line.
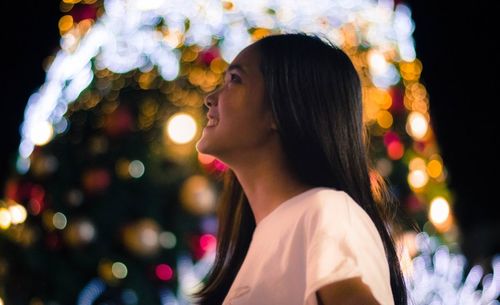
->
[225, 72, 241, 84]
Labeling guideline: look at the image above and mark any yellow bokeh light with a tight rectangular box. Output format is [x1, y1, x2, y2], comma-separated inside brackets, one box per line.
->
[251, 28, 272, 41]
[42, 210, 55, 230]
[407, 169, 428, 189]
[60, 2, 74, 13]
[165, 113, 197, 144]
[98, 260, 114, 282]
[407, 82, 428, 100]
[427, 159, 443, 178]
[376, 110, 393, 128]
[188, 67, 205, 86]
[9, 204, 28, 224]
[222, 0, 234, 10]
[58, 15, 74, 33]
[367, 50, 388, 74]
[429, 197, 450, 225]
[115, 158, 131, 179]
[182, 47, 199, 63]
[409, 157, 426, 171]
[30, 121, 54, 146]
[209, 57, 228, 74]
[163, 28, 184, 48]
[0, 207, 12, 230]
[362, 86, 378, 122]
[370, 88, 392, 110]
[399, 59, 422, 81]
[407, 111, 428, 140]
[77, 19, 94, 35]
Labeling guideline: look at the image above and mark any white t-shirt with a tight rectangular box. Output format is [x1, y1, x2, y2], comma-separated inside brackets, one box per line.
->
[221, 186, 394, 305]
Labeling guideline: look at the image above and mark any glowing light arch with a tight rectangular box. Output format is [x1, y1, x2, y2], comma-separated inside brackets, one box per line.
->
[18, 0, 415, 163]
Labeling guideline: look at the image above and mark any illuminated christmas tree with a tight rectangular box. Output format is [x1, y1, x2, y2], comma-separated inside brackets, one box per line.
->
[0, 0, 497, 304]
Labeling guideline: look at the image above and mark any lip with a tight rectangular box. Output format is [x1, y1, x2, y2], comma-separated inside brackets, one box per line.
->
[207, 113, 219, 120]
[205, 115, 219, 129]
[204, 121, 217, 129]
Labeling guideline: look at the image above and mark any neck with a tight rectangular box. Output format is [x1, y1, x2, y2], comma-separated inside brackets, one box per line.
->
[229, 148, 313, 226]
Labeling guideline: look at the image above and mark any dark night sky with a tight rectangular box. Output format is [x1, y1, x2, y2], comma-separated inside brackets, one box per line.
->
[1, 1, 498, 262]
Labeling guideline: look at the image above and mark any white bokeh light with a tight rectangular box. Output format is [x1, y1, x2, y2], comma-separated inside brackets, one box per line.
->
[166, 113, 198, 144]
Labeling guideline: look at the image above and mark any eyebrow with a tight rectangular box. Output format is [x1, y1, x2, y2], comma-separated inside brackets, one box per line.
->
[226, 64, 247, 75]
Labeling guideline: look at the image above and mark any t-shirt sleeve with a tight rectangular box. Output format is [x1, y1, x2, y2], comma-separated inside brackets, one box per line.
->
[303, 190, 391, 305]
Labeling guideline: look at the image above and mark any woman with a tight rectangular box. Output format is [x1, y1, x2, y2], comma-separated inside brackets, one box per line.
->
[192, 32, 408, 305]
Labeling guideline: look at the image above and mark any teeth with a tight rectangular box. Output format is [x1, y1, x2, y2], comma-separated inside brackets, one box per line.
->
[207, 118, 219, 127]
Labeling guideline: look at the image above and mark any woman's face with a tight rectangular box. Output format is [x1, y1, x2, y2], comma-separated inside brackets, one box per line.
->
[196, 43, 276, 164]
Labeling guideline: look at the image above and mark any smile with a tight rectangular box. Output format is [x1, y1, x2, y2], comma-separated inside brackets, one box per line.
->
[206, 118, 219, 127]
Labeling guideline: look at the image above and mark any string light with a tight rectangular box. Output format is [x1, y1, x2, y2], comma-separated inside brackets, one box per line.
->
[6, 1, 464, 303]
[17, 0, 417, 161]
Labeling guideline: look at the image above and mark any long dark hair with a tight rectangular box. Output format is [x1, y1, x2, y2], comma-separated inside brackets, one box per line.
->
[191, 32, 408, 305]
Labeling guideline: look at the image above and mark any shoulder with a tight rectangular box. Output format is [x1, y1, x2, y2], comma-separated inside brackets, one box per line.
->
[301, 188, 381, 246]
[302, 188, 356, 225]
[301, 188, 352, 241]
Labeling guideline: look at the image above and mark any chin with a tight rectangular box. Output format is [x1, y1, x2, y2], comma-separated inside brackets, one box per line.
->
[195, 139, 207, 154]
[196, 138, 214, 155]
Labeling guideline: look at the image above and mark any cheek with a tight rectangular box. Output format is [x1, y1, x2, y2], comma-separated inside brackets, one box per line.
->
[219, 109, 271, 147]
[218, 86, 269, 136]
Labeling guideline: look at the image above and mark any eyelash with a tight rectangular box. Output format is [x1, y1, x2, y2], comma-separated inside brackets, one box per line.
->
[225, 73, 240, 83]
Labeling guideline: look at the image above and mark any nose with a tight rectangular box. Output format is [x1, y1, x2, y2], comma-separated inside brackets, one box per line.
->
[204, 91, 218, 108]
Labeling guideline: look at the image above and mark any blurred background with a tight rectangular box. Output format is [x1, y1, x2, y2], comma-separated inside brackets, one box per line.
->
[0, 0, 498, 304]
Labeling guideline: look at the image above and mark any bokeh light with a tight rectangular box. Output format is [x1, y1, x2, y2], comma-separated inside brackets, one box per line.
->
[112, 262, 128, 279]
[155, 264, 174, 281]
[53, 212, 68, 230]
[0, 207, 12, 230]
[387, 141, 405, 160]
[128, 160, 145, 178]
[165, 113, 197, 144]
[199, 233, 216, 252]
[427, 159, 443, 178]
[30, 121, 54, 146]
[408, 169, 429, 189]
[8, 204, 28, 224]
[407, 111, 428, 139]
[429, 197, 450, 226]
[377, 110, 394, 128]
[159, 231, 177, 249]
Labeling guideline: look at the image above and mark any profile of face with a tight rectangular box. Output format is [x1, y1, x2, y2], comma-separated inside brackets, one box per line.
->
[195, 43, 277, 165]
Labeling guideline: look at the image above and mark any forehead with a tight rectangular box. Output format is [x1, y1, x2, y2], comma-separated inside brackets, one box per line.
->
[229, 44, 260, 73]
